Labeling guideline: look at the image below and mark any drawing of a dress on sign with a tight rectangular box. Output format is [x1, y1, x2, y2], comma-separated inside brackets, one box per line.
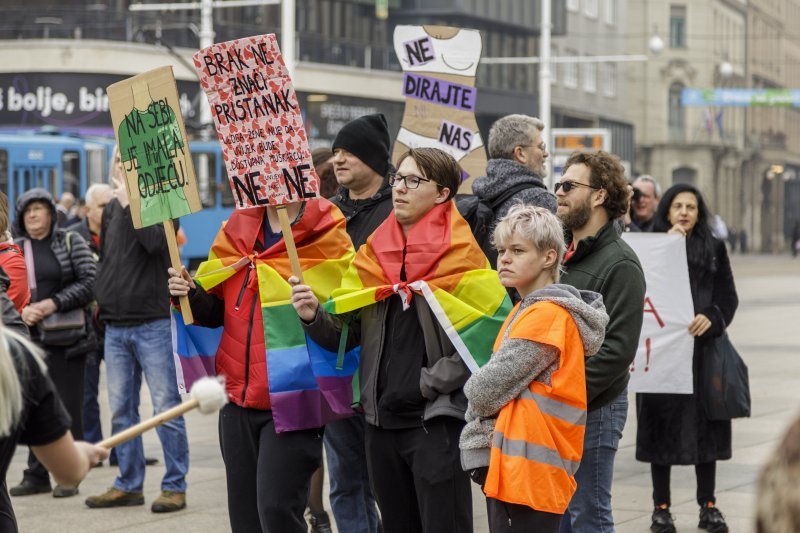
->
[118, 99, 192, 227]
[392, 25, 485, 193]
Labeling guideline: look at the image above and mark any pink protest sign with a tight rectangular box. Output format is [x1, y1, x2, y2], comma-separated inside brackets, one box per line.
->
[193, 34, 319, 208]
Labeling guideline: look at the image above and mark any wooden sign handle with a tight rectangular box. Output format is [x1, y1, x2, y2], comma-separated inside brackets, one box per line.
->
[276, 205, 303, 283]
[99, 398, 199, 449]
[165, 220, 194, 325]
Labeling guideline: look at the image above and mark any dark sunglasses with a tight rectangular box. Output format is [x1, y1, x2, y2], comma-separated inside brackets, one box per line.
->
[555, 180, 600, 193]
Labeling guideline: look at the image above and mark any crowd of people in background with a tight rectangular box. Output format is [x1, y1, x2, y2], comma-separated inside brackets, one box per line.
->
[4, 110, 796, 533]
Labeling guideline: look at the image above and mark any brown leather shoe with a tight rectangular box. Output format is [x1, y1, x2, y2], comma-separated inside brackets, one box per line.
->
[85, 488, 144, 508]
[151, 490, 186, 513]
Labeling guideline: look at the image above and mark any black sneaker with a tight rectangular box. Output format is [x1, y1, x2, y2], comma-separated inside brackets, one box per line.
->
[650, 507, 676, 533]
[699, 504, 729, 532]
[9, 479, 52, 497]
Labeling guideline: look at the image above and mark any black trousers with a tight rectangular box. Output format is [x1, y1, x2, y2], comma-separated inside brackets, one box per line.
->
[219, 403, 323, 533]
[365, 417, 472, 533]
[486, 498, 562, 533]
[651, 461, 716, 507]
[24, 348, 85, 485]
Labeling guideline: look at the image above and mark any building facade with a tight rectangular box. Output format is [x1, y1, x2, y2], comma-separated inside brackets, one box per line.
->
[628, 0, 800, 252]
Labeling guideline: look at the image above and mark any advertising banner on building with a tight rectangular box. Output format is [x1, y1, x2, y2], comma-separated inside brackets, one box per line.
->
[194, 34, 319, 209]
[682, 88, 800, 107]
[622, 233, 696, 394]
[0, 72, 200, 133]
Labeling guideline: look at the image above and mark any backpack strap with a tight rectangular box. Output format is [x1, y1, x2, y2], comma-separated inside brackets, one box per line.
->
[487, 182, 544, 212]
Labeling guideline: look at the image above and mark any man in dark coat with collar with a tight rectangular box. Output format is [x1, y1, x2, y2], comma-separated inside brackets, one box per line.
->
[555, 150, 646, 533]
[320, 113, 393, 533]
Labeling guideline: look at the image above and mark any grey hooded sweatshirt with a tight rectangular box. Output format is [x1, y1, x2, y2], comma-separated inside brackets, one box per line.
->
[460, 283, 608, 471]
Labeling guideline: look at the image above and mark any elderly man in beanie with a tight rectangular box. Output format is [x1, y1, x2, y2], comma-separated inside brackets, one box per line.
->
[313, 113, 393, 533]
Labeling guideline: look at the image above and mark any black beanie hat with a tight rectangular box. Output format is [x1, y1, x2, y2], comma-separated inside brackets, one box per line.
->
[332, 113, 391, 177]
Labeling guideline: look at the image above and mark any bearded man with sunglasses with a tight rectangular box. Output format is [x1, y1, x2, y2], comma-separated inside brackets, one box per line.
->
[555, 151, 646, 533]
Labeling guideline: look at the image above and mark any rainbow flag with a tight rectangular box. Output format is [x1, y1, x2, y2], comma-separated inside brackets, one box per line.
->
[324, 201, 512, 373]
[172, 199, 358, 432]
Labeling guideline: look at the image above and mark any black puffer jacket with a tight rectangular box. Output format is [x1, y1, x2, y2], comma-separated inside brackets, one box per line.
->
[12, 188, 96, 313]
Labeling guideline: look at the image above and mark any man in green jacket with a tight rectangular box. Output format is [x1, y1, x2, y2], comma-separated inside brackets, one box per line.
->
[555, 150, 646, 533]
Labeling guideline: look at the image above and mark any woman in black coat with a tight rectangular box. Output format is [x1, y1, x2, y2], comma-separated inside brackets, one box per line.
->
[636, 183, 738, 533]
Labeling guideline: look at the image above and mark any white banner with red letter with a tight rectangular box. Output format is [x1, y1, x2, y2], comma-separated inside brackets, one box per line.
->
[622, 233, 695, 394]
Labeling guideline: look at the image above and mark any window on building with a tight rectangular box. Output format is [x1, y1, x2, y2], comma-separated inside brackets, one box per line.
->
[602, 63, 617, 97]
[670, 5, 687, 48]
[550, 45, 558, 86]
[668, 82, 685, 140]
[563, 49, 578, 88]
[605, 0, 617, 25]
[582, 60, 597, 93]
[567, 0, 579, 12]
[584, 0, 598, 18]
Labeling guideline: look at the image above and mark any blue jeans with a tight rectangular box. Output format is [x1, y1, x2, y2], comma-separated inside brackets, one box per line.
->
[324, 414, 379, 533]
[560, 390, 628, 533]
[105, 320, 189, 493]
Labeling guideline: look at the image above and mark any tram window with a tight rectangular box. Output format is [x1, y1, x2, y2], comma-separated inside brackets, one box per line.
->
[86, 147, 106, 187]
[220, 166, 235, 208]
[192, 152, 217, 208]
[0, 150, 7, 195]
[62, 151, 81, 200]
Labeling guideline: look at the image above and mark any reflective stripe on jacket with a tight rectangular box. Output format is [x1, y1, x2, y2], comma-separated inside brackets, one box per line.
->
[483, 301, 587, 514]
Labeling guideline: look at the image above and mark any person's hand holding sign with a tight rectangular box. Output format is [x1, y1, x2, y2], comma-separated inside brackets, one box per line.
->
[289, 276, 318, 322]
[167, 267, 196, 298]
[688, 313, 712, 337]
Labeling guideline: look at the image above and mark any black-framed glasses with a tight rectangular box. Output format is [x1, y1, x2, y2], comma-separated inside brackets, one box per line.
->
[555, 180, 600, 194]
[388, 172, 434, 189]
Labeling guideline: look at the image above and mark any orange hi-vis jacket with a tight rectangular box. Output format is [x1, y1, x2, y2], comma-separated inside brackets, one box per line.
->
[483, 300, 588, 514]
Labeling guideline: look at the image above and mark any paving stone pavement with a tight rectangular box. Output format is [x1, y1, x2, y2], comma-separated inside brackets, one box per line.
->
[7, 254, 799, 532]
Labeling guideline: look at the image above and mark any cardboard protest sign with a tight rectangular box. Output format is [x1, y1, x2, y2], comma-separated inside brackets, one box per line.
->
[392, 25, 486, 193]
[107, 66, 202, 229]
[622, 233, 696, 394]
[193, 34, 319, 209]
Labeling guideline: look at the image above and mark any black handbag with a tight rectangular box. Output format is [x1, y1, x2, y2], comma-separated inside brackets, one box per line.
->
[23, 236, 90, 348]
[39, 307, 88, 347]
[701, 332, 751, 420]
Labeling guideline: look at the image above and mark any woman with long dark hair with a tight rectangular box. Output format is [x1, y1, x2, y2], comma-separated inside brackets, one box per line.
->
[636, 183, 739, 533]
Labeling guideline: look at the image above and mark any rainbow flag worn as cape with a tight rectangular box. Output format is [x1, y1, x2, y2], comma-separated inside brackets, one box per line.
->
[172, 199, 358, 432]
[324, 201, 512, 373]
